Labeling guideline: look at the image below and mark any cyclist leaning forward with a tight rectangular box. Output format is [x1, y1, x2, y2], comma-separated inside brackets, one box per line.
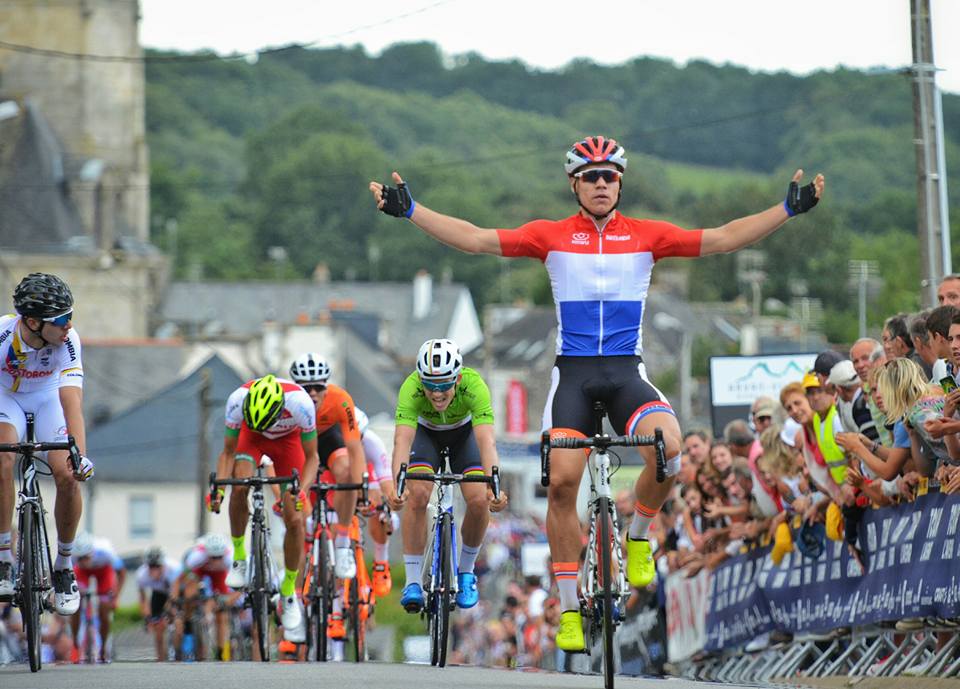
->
[386, 338, 508, 613]
[288, 353, 367, 580]
[371, 136, 824, 650]
[209, 374, 319, 643]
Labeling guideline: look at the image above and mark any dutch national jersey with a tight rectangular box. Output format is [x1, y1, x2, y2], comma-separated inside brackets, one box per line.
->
[224, 378, 317, 440]
[497, 213, 703, 356]
[0, 314, 83, 393]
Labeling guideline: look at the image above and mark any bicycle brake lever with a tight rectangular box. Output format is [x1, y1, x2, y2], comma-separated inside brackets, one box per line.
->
[397, 463, 407, 498]
[66, 435, 81, 474]
[491, 465, 501, 500]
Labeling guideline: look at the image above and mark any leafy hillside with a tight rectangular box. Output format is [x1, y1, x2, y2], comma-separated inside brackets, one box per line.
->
[145, 43, 960, 341]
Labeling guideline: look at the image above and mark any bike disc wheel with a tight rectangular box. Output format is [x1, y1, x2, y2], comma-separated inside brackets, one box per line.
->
[250, 527, 270, 662]
[21, 508, 42, 672]
[598, 497, 615, 689]
[437, 512, 452, 668]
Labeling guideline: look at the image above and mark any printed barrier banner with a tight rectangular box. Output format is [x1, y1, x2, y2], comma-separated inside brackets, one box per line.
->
[703, 490, 960, 651]
[665, 569, 711, 662]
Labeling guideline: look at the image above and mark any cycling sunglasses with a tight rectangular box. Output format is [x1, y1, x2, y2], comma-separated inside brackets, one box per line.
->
[303, 383, 328, 394]
[573, 168, 621, 184]
[42, 311, 73, 327]
[421, 378, 457, 393]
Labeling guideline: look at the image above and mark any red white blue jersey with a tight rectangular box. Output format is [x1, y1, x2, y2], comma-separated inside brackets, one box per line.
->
[497, 213, 702, 356]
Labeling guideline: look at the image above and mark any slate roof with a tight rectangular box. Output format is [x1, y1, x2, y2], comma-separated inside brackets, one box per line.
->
[158, 280, 472, 357]
[0, 99, 87, 251]
[82, 340, 189, 426]
[87, 354, 243, 483]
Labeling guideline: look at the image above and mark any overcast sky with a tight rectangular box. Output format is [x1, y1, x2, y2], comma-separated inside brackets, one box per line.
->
[139, 0, 960, 94]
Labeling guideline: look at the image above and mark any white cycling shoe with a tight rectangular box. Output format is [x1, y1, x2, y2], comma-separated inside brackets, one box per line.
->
[226, 559, 248, 589]
[280, 594, 305, 642]
[334, 546, 356, 579]
[53, 569, 80, 615]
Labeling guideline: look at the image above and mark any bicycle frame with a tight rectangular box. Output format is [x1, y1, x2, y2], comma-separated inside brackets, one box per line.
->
[0, 412, 80, 672]
[397, 451, 500, 668]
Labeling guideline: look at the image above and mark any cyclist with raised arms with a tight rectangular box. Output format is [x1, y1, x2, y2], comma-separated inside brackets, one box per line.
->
[0, 273, 94, 614]
[387, 338, 508, 613]
[370, 138, 824, 650]
[288, 353, 366, 579]
[209, 374, 319, 643]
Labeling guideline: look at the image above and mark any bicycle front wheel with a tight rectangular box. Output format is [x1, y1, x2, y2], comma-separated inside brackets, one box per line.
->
[598, 496, 616, 689]
[250, 525, 271, 662]
[429, 512, 452, 668]
[20, 507, 42, 672]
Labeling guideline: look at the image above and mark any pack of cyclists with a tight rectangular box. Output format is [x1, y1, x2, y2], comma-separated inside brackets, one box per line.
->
[0, 136, 823, 666]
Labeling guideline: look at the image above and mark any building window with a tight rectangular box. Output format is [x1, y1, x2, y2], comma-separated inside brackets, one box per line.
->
[129, 495, 154, 539]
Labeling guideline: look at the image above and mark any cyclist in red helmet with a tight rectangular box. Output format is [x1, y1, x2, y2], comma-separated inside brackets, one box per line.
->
[370, 136, 824, 651]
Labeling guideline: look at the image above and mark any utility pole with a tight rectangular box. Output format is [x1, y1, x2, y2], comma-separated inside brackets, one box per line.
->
[196, 368, 212, 538]
[911, 0, 952, 307]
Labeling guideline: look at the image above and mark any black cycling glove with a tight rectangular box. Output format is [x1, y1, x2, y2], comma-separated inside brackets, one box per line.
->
[784, 179, 819, 217]
[379, 181, 415, 218]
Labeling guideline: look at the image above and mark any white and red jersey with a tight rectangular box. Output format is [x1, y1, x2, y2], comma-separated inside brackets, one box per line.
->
[183, 543, 233, 573]
[76, 538, 123, 572]
[224, 377, 316, 440]
[361, 426, 391, 485]
[0, 314, 83, 393]
[497, 213, 702, 356]
[135, 558, 182, 594]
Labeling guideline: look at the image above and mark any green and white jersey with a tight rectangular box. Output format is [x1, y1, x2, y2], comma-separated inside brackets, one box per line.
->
[395, 367, 494, 431]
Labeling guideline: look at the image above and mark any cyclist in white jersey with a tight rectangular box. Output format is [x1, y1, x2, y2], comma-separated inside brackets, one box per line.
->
[137, 546, 182, 661]
[355, 408, 396, 597]
[0, 273, 94, 614]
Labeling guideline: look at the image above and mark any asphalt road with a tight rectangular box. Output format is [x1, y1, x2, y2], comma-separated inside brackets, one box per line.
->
[0, 660, 797, 689]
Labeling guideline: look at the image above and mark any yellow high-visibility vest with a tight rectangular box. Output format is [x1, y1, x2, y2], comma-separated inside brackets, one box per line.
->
[812, 406, 848, 486]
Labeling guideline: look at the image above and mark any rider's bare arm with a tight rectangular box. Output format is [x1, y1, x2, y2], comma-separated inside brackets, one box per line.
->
[369, 173, 502, 256]
[59, 386, 86, 455]
[699, 170, 824, 256]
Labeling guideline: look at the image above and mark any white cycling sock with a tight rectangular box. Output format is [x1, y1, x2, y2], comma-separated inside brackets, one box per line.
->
[459, 543, 481, 574]
[403, 554, 423, 587]
[374, 542, 389, 562]
[54, 539, 74, 570]
[628, 500, 658, 541]
[0, 532, 12, 564]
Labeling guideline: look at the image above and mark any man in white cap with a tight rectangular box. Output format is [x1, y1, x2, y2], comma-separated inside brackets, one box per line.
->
[828, 359, 878, 442]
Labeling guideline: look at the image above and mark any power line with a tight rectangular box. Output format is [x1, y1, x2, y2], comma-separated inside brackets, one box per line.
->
[0, 0, 457, 64]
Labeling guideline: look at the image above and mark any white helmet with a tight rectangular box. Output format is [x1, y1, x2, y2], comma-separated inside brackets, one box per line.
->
[355, 407, 369, 435]
[416, 338, 462, 382]
[289, 353, 331, 385]
[73, 532, 95, 558]
[203, 533, 229, 558]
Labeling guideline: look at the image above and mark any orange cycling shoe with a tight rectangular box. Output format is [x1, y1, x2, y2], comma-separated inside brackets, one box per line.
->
[278, 639, 297, 656]
[327, 612, 346, 639]
[372, 561, 392, 597]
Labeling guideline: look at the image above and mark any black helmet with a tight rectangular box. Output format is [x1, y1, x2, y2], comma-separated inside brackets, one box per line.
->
[13, 273, 74, 319]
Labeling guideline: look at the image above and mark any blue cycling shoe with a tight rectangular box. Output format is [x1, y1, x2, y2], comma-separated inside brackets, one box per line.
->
[456, 572, 479, 609]
[401, 582, 424, 613]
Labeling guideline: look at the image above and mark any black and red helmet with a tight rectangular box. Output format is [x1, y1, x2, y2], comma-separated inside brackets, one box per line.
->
[564, 136, 628, 175]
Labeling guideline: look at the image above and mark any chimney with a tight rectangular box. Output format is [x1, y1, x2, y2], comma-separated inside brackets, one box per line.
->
[412, 269, 432, 320]
[313, 263, 330, 283]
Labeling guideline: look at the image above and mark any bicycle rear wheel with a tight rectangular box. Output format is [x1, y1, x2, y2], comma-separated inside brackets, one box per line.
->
[250, 526, 270, 662]
[598, 496, 615, 689]
[20, 507, 42, 672]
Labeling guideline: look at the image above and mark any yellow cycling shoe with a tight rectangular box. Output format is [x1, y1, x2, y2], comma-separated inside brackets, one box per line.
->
[626, 538, 655, 588]
[557, 610, 586, 652]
